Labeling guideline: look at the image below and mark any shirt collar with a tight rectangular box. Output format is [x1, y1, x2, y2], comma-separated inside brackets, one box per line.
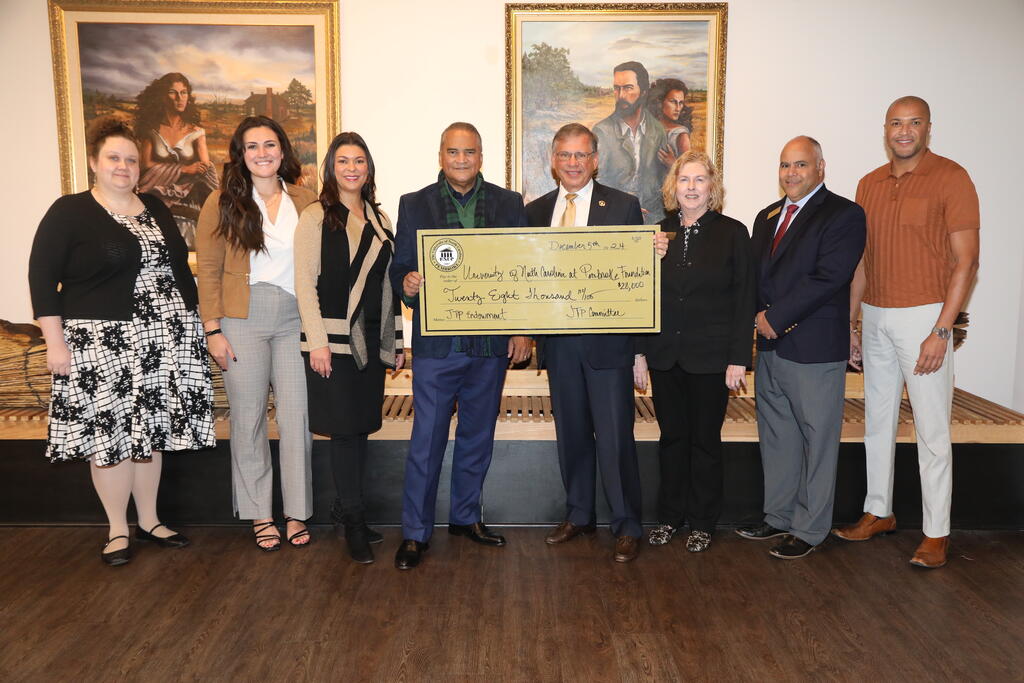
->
[251, 177, 287, 206]
[442, 172, 483, 205]
[783, 181, 825, 212]
[886, 148, 936, 178]
[558, 179, 594, 202]
[617, 110, 647, 136]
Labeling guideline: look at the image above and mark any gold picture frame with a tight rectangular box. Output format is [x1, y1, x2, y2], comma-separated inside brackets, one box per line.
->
[506, 3, 727, 224]
[48, 0, 339, 245]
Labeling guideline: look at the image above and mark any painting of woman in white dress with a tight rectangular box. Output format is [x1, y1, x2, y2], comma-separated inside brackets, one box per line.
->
[135, 72, 218, 248]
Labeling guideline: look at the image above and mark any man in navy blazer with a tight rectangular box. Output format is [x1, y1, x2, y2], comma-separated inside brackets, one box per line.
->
[736, 136, 866, 559]
[524, 123, 654, 563]
[389, 122, 530, 569]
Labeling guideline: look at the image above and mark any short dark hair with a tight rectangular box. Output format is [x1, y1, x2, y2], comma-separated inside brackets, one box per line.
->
[613, 61, 650, 92]
[87, 115, 139, 159]
[551, 123, 597, 154]
[439, 121, 482, 150]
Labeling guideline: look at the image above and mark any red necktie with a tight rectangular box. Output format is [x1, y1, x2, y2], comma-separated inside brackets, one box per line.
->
[771, 204, 799, 255]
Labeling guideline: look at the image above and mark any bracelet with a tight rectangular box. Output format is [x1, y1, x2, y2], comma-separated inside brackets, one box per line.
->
[205, 328, 223, 337]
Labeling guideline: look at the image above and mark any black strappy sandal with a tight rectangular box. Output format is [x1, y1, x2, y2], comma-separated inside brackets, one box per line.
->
[284, 517, 311, 547]
[253, 520, 281, 552]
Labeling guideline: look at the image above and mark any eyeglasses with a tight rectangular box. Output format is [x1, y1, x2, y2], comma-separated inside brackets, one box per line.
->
[555, 151, 595, 162]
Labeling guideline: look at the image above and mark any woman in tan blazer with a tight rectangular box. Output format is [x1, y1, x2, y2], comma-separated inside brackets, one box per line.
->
[196, 116, 316, 551]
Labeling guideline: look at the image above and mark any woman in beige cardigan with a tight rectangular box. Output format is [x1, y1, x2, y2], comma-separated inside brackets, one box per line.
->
[196, 116, 316, 551]
[294, 132, 404, 564]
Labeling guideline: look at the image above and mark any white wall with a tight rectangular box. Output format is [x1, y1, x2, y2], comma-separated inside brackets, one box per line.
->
[3, 0, 1023, 409]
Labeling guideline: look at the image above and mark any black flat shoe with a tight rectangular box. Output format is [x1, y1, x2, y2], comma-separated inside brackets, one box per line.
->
[735, 522, 788, 540]
[101, 535, 131, 566]
[135, 523, 190, 548]
[448, 522, 506, 547]
[394, 539, 428, 570]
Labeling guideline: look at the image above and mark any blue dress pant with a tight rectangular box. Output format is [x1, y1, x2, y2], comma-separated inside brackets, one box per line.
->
[401, 352, 507, 542]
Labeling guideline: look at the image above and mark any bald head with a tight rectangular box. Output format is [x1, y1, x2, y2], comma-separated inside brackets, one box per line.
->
[886, 96, 931, 122]
[884, 97, 931, 163]
[779, 136, 825, 202]
[786, 135, 822, 162]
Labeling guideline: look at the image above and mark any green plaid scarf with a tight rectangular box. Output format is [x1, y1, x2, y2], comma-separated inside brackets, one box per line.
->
[438, 170, 486, 228]
[438, 171, 492, 356]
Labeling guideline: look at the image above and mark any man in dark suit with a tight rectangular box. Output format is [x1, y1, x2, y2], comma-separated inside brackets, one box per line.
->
[736, 136, 866, 559]
[525, 123, 663, 562]
[389, 122, 530, 570]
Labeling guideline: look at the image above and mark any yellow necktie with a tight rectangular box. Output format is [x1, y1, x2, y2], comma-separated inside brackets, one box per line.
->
[560, 193, 578, 227]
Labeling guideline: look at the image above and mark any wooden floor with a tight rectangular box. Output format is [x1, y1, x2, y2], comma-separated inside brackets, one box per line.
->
[1, 528, 1022, 682]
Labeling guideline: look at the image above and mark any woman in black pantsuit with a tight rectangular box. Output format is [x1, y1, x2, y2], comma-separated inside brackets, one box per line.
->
[634, 150, 755, 553]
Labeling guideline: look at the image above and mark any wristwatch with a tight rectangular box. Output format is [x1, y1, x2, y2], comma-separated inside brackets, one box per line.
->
[932, 326, 951, 340]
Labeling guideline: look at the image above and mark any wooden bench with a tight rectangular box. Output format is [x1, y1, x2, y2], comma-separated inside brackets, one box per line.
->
[3, 370, 1021, 444]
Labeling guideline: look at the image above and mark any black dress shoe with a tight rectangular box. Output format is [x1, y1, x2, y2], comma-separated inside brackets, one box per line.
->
[135, 523, 190, 548]
[735, 522, 788, 540]
[101, 535, 132, 566]
[394, 539, 428, 570]
[769, 535, 816, 559]
[448, 522, 506, 547]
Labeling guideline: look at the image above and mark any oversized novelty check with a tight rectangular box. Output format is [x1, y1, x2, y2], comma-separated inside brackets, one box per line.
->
[416, 225, 660, 335]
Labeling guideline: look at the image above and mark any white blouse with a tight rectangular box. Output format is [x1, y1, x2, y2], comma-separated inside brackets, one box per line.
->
[249, 179, 299, 295]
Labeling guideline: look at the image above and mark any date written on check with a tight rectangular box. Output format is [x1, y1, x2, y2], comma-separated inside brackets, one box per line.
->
[416, 225, 660, 335]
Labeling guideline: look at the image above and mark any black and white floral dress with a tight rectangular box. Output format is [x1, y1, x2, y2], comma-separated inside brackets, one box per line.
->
[46, 209, 216, 466]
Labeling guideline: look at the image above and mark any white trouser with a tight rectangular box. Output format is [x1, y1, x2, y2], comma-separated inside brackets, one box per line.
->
[862, 302, 953, 537]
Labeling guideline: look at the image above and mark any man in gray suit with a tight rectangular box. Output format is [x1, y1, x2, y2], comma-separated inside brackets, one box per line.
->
[737, 136, 866, 559]
[592, 61, 669, 224]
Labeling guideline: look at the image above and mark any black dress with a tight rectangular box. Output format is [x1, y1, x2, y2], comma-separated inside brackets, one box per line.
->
[305, 220, 391, 436]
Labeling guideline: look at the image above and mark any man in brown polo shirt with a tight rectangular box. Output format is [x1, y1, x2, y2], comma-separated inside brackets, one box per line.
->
[833, 96, 980, 569]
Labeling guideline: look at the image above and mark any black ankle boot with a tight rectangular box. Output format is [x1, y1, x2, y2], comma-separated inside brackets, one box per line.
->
[340, 512, 374, 564]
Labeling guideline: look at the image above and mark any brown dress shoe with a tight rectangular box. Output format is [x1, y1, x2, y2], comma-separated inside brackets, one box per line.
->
[910, 535, 949, 569]
[831, 513, 897, 541]
[545, 521, 596, 545]
[613, 535, 639, 563]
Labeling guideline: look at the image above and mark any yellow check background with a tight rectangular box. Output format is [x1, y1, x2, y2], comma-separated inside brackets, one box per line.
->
[416, 225, 660, 335]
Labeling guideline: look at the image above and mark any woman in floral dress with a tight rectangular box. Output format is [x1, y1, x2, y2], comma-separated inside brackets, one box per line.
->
[28, 116, 215, 566]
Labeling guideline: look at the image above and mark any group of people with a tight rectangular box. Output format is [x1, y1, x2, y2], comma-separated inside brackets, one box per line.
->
[28, 90, 977, 573]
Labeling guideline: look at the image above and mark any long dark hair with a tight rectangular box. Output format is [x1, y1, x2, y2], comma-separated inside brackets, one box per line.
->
[319, 132, 378, 233]
[216, 116, 302, 252]
[647, 78, 693, 131]
[134, 72, 201, 137]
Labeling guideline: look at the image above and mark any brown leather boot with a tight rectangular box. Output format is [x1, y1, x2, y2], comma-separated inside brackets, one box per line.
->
[910, 535, 949, 569]
[831, 513, 897, 541]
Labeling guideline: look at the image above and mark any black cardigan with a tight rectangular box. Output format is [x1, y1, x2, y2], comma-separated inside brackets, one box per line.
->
[638, 209, 755, 373]
[28, 190, 198, 321]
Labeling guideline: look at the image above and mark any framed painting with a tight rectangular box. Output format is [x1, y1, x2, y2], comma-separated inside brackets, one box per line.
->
[506, 3, 727, 224]
[48, 0, 339, 248]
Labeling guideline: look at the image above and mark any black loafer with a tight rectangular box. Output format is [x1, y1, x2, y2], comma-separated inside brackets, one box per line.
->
[448, 522, 506, 547]
[135, 523, 190, 548]
[394, 539, 429, 570]
[735, 522, 788, 540]
[101, 535, 132, 566]
[769, 535, 816, 559]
